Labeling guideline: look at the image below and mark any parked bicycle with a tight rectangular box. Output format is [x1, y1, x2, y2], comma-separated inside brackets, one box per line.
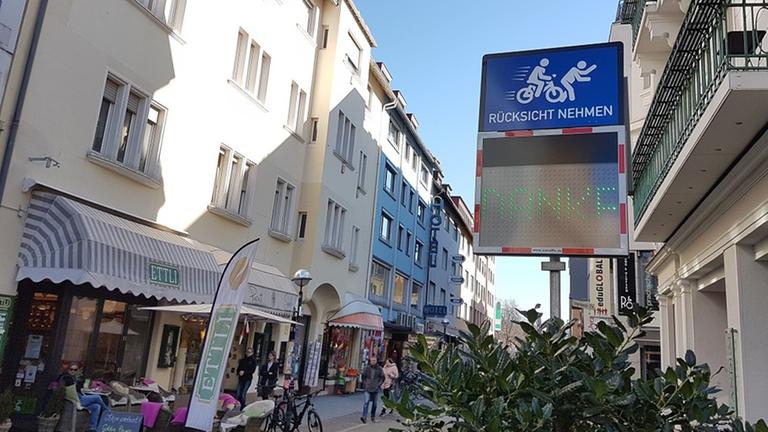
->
[263, 384, 322, 432]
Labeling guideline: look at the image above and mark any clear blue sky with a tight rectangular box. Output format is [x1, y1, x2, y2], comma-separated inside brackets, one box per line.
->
[355, 0, 618, 319]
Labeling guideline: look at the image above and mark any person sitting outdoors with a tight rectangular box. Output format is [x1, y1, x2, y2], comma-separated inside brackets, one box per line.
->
[58, 363, 110, 432]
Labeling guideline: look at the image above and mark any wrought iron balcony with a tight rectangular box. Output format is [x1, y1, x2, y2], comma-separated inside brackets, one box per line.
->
[631, 0, 768, 224]
[618, 0, 648, 44]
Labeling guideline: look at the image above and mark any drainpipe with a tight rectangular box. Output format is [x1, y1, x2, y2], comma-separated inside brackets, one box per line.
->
[0, 0, 48, 205]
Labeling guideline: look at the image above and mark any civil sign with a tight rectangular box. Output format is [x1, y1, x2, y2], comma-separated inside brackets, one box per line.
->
[449, 298, 463, 305]
[479, 42, 622, 132]
[451, 255, 466, 263]
[423, 304, 448, 318]
[450, 276, 465, 284]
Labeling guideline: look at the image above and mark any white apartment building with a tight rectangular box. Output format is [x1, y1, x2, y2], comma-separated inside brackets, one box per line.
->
[0, 0, 383, 422]
[452, 196, 497, 332]
[619, 0, 768, 420]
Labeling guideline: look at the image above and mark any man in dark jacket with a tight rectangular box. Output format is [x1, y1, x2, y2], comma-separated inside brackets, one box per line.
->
[236, 347, 257, 407]
[360, 354, 384, 424]
[258, 351, 280, 400]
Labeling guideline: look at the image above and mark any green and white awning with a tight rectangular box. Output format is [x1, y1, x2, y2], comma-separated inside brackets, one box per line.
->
[16, 192, 220, 303]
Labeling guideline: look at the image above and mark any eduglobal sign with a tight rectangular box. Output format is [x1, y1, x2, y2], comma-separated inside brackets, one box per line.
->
[479, 42, 622, 132]
[428, 197, 444, 268]
[589, 258, 613, 317]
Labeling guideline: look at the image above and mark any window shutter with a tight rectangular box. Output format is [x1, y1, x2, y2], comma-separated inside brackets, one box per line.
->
[104, 79, 119, 102]
[127, 92, 141, 113]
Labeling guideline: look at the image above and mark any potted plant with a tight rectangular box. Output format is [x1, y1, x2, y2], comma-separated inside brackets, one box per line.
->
[0, 388, 14, 432]
[37, 387, 64, 432]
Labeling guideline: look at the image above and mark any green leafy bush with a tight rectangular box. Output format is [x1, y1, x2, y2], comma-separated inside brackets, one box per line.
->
[386, 307, 768, 432]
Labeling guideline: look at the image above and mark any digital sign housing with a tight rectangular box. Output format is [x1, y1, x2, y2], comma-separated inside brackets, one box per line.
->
[474, 42, 627, 257]
[474, 127, 628, 256]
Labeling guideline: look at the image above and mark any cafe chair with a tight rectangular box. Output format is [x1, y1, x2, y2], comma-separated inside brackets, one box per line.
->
[56, 398, 90, 432]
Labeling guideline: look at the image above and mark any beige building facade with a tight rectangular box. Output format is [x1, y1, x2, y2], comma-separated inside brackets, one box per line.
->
[619, 0, 768, 420]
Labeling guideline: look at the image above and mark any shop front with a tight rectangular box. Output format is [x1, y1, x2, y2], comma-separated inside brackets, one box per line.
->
[321, 296, 383, 394]
[1, 192, 222, 425]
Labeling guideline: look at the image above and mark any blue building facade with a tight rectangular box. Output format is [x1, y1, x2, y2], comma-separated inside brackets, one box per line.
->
[368, 108, 439, 355]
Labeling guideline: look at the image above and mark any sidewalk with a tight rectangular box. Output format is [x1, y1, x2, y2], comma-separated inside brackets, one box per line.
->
[313, 392, 403, 432]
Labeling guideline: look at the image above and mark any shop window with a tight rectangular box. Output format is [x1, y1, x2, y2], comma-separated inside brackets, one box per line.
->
[93, 301, 126, 376]
[393, 273, 406, 305]
[62, 296, 99, 371]
[120, 305, 153, 379]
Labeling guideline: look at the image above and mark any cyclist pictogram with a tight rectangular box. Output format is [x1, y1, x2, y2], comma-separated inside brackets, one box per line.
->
[506, 58, 597, 105]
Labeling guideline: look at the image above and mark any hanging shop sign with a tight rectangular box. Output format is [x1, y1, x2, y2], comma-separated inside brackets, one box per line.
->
[429, 197, 444, 268]
[423, 304, 448, 318]
[617, 253, 637, 315]
[589, 258, 613, 318]
[494, 301, 502, 331]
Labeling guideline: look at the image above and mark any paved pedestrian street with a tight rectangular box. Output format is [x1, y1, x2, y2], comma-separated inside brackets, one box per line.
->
[313, 393, 401, 432]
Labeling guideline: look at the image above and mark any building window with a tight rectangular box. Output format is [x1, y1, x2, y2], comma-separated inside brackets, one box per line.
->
[415, 240, 423, 266]
[381, 212, 393, 242]
[440, 288, 446, 306]
[384, 164, 396, 194]
[287, 82, 307, 134]
[387, 121, 400, 150]
[357, 151, 367, 192]
[397, 225, 405, 250]
[404, 144, 411, 166]
[297, 212, 308, 239]
[366, 85, 373, 110]
[211, 146, 256, 217]
[270, 178, 295, 235]
[323, 199, 347, 253]
[136, 0, 186, 31]
[420, 163, 429, 185]
[412, 152, 419, 171]
[411, 282, 421, 309]
[452, 224, 459, 241]
[409, 190, 415, 213]
[428, 282, 436, 304]
[346, 32, 362, 72]
[405, 231, 412, 256]
[400, 181, 408, 207]
[231, 30, 270, 103]
[321, 25, 329, 49]
[370, 261, 389, 297]
[334, 111, 356, 165]
[393, 273, 406, 305]
[310, 118, 319, 143]
[301, 0, 317, 36]
[442, 248, 448, 270]
[91, 76, 165, 179]
[417, 202, 426, 225]
[350, 226, 361, 267]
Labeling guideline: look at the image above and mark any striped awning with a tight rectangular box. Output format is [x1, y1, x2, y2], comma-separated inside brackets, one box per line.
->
[329, 295, 384, 331]
[16, 192, 220, 303]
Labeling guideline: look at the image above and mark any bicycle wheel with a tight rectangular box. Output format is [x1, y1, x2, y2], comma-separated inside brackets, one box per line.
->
[306, 410, 323, 432]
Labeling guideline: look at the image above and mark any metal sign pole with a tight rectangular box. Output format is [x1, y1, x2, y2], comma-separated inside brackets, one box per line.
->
[542, 257, 566, 319]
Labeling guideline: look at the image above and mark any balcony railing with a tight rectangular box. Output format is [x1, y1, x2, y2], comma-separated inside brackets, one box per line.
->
[618, 0, 648, 44]
[631, 0, 768, 223]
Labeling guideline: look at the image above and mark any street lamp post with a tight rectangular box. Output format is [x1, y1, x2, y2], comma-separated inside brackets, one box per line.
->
[441, 318, 449, 344]
[290, 269, 312, 388]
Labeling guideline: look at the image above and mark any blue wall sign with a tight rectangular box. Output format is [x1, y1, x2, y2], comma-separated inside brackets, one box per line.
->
[423, 304, 448, 318]
[479, 42, 623, 132]
[428, 197, 444, 268]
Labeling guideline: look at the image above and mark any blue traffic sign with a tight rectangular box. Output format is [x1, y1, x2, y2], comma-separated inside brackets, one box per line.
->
[479, 42, 623, 132]
[423, 304, 448, 318]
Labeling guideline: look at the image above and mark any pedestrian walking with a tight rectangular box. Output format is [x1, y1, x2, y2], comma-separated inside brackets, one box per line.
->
[258, 351, 280, 400]
[236, 347, 257, 407]
[360, 354, 384, 424]
[379, 358, 399, 416]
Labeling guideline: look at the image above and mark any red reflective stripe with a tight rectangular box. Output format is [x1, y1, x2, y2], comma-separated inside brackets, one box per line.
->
[474, 205, 480, 232]
[476, 150, 483, 176]
[618, 144, 625, 174]
[562, 127, 593, 134]
[502, 247, 532, 254]
[504, 130, 534, 137]
[562, 248, 595, 255]
[620, 203, 627, 234]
